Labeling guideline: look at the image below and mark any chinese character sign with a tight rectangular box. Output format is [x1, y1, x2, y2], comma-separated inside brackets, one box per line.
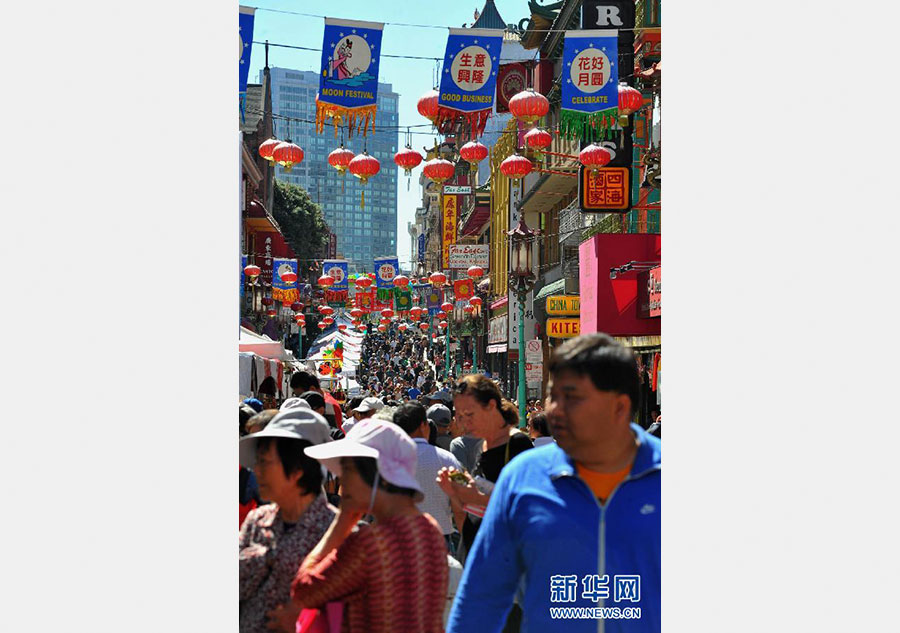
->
[442, 195, 458, 269]
[373, 256, 399, 289]
[272, 258, 299, 304]
[322, 259, 349, 291]
[418, 233, 426, 263]
[239, 7, 255, 95]
[316, 18, 384, 136]
[437, 28, 504, 136]
[560, 30, 619, 141]
[581, 167, 630, 211]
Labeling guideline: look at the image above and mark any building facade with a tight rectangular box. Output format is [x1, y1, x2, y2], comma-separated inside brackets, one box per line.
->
[263, 68, 399, 272]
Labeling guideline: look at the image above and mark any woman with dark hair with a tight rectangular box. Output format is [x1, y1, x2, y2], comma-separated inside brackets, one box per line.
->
[526, 411, 554, 448]
[285, 418, 448, 633]
[238, 410, 335, 633]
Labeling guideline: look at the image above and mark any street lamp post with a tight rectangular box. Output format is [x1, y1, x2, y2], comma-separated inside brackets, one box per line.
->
[507, 216, 538, 428]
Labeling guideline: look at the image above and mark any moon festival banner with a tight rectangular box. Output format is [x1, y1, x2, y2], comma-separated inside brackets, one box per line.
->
[272, 258, 299, 304]
[316, 18, 384, 137]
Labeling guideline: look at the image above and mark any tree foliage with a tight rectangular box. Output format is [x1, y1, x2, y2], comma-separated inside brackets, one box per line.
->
[272, 179, 330, 275]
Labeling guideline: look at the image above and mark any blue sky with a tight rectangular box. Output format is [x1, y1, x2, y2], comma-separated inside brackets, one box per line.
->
[244, 0, 533, 265]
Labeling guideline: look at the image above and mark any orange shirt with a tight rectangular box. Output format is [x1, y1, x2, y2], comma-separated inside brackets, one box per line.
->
[576, 462, 632, 503]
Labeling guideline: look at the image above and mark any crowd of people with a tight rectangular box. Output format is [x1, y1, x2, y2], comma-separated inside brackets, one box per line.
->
[239, 326, 661, 633]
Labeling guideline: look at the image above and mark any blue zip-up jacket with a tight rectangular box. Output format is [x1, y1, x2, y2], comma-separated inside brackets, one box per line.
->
[447, 423, 660, 633]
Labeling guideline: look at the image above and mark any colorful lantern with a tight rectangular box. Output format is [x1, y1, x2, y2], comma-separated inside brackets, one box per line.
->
[508, 89, 550, 125]
[436, 311, 447, 320]
[348, 151, 381, 208]
[393, 146, 423, 176]
[422, 157, 456, 187]
[459, 141, 488, 170]
[280, 270, 298, 284]
[419, 323, 430, 331]
[273, 141, 304, 171]
[500, 154, 533, 181]
[470, 296, 483, 307]
[291, 301, 304, 312]
[398, 323, 408, 332]
[617, 83, 644, 126]
[358, 324, 368, 332]
[261, 297, 274, 307]
[317, 275, 335, 288]
[467, 265, 484, 279]
[429, 271, 447, 286]
[349, 308, 363, 319]
[381, 308, 394, 319]
[319, 306, 334, 316]
[464, 304, 476, 314]
[438, 320, 448, 329]
[377, 324, 387, 332]
[354, 276, 372, 289]
[318, 322, 327, 330]
[266, 308, 277, 318]
[579, 143, 613, 174]
[244, 264, 261, 280]
[322, 316, 334, 326]
[392, 275, 410, 288]
[417, 89, 440, 123]
[338, 324, 347, 332]
[441, 302, 454, 313]
[328, 145, 355, 174]
[258, 137, 280, 165]
[524, 127, 552, 152]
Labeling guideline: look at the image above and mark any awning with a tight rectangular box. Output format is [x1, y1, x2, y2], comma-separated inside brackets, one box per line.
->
[533, 278, 566, 303]
[460, 206, 490, 236]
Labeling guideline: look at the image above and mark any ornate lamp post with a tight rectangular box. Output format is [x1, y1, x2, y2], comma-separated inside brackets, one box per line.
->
[507, 216, 538, 428]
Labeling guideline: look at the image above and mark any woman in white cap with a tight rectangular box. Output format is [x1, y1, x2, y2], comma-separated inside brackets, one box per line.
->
[238, 409, 336, 633]
[287, 418, 448, 633]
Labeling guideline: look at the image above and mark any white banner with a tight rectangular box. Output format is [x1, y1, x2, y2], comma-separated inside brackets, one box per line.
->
[489, 314, 508, 345]
[525, 362, 543, 387]
[448, 244, 490, 269]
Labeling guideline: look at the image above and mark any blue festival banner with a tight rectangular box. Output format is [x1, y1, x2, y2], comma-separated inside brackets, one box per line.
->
[272, 258, 299, 304]
[241, 254, 247, 296]
[316, 18, 384, 137]
[373, 256, 399, 289]
[425, 288, 444, 316]
[322, 259, 349, 291]
[560, 29, 619, 141]
[437, 28, 504, 136]
[239, 7, 255, 95]
[418, 233, 426, 263]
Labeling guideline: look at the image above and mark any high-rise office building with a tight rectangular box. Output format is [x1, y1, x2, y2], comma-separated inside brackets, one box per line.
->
[263, 67, 399, 272]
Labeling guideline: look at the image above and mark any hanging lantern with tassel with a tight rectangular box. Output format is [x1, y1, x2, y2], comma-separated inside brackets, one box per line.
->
[272, 141, 304, 171]
[524, 127, 552, 159]
[617, 83, 644, 127]
[500, 153, 533, 181]
[508, 89, 550, 126]
[417, 89, 440, 124]
[459, 141, 488, 172]
[258, 137, 280, 166]
[579, 143, 613, 174]
[423, 157, 456, 189]
[328, 144, 355, 192]
[348, 150, 380, 209]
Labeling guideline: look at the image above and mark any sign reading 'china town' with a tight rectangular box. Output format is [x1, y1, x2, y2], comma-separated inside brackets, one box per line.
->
[546, 295, 580, 316]
[448, 244, 489, 269]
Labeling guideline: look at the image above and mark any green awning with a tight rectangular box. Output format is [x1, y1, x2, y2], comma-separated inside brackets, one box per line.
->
[534, 278, 566, 302]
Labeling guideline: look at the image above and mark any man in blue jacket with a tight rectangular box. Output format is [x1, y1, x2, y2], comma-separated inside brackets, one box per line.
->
[447, 333, 660, 633]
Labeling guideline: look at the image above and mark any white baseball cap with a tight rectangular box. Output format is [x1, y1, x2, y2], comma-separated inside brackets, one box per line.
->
[354, 396, 385, 414]
[280, 397, 312, 411]
[304, 418, 423, 502]
[240, 408, 332, 468]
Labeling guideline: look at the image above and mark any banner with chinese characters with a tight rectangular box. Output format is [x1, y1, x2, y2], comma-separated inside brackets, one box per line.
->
[453, 279, 474, 301]
[560, 30, 619, 141]
[355, 290, 375, 312]
[272, 258, 299, 304]
[324, 289, 348, 307]
[425, 288, 444, 316]
[579, 166, 630, 211]
[442, 195, 458, 269]
[239, 7, 255, 95]
[322, 259, 349, 291]
[316, 18, 384, 137]
[436, 28, 504, 136]
[373, 256, 399, 289]
[394, 290, 412, 312]
[375, 288, 394, 311]
[241, 254, 247, 296]
[496, 62, 526, 113]
[417, 233, 426, 263]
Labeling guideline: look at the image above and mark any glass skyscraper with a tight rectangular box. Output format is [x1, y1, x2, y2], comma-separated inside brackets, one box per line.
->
[263, 67, 399, 272]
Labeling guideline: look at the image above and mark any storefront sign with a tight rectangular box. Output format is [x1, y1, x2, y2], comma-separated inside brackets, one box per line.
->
[525, 362, 543, 387]
[638, 266, 661, 318]
[580, 167, 630, 211]
[443, 186, 472, 195]
[525, 339, 543, 363]
[546, 295, 581, 316]
[489, 314, 508, 345]
[442, 195, 458, 269]
[547, 318, 581, 338]
[448, 244, 489, 268]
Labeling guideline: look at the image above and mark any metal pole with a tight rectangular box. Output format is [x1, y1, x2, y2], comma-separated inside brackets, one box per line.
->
[473, 321, 478, 372]
[444, 325, 451, 380]
[517, 288, 527, 428]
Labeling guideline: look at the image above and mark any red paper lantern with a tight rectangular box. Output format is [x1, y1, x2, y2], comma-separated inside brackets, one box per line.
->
[459, 141, 488, 169]
[438, 320, 448, 329]
[617, 83, 644, 121]
[319, 306, 334, 316]
[261, 297, 274, 307]
[524, 127, 552, 151]
[500, 154, 533, 181]
[436, 311, 447, 320]
[338, 324, 347, 331]
[244, 264, 261, 279]
[464, 304, 476, 313]
[355, 276, 372, 289]
[318, 322, 327, 330]
[470, 296, 483, 307]
[266, 308, 277, 317]
[322, 316, 334, 326]
[579, 143, 613, 173]
[417, 89, 440, 123]
[349, 308, 363, 319]
[392, 275, 410, 288]
[429, 271, 447, 286]
[410, 306, 423, 316]
[419, 323, 430, 331]
[258, 137, 280, 165]
[348, 151, 380, 185]
[398, 323, 408, 331]
[393, 147, 423, 176]
[328, 145, 355, 174]
[381, 309, 394, 319]
[441, 302, 454, 313]
[467, 265, 484, 279]
[377, 324, 387, 332]
[291, 301, 304, 312]
[317, 275, 335, 288]
[280, 270, 298, 284]
[358, 325, 368, 332]
[422, 158, 456, 186]
[273, 141, 304, 171]
[508, 89, 549, 125]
